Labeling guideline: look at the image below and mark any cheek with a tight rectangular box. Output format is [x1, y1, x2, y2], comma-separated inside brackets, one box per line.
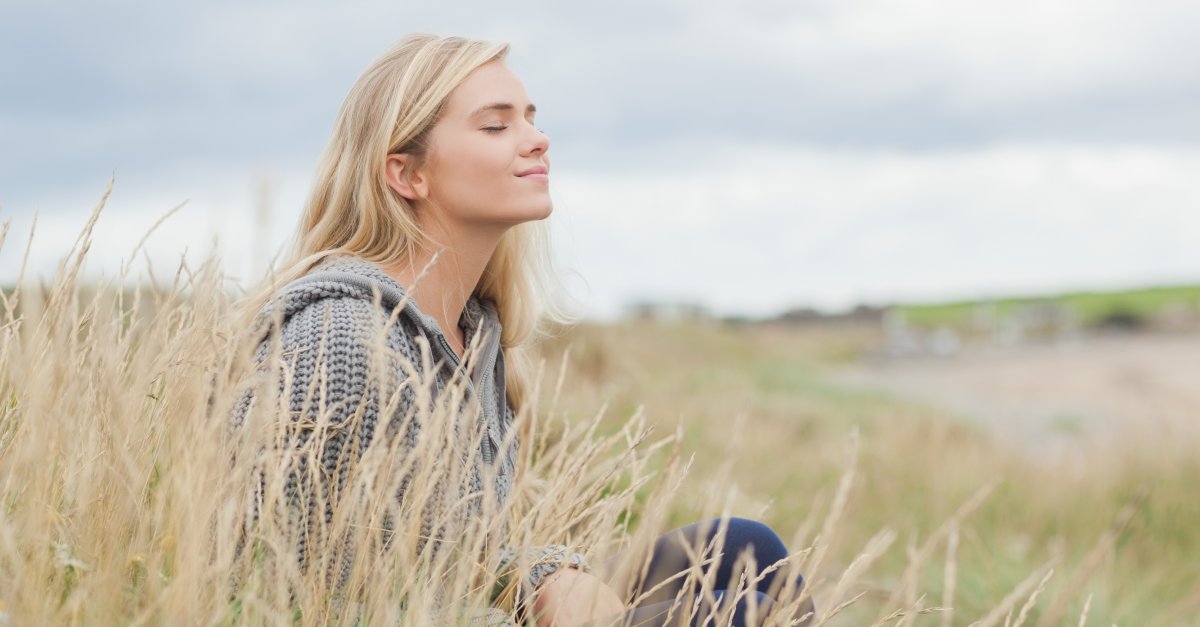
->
[451, 142, 511, 183]
[425, 134, 519, 210]
[434, 151, 514, 209]
[472, 146, 519, 198]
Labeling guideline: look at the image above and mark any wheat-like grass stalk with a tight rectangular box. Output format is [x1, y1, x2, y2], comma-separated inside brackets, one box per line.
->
[1, 184, 1189, 625]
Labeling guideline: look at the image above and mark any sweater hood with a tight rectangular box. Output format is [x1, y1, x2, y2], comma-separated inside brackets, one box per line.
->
[251, 253, 507, 408]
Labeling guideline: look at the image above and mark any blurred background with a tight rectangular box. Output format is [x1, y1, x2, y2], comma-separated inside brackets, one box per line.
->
[2, 0, 1198, 321]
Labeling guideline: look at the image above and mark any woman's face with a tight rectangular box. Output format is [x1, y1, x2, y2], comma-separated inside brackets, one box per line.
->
[409, 60, 552, 230]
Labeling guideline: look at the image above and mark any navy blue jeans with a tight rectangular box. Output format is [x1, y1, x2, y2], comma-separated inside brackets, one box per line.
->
[601, 518, 815, 626]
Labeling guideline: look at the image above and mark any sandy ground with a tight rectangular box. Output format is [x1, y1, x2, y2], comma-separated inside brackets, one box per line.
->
[829, 331, 1200, 457]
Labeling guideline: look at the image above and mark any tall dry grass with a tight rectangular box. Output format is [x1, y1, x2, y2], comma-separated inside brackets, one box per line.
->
[536, 315, 1200, 624]
[2, 188, 1191, 625]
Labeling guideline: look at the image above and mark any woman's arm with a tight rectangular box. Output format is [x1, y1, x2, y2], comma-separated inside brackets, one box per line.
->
[233, 297, 410, 584]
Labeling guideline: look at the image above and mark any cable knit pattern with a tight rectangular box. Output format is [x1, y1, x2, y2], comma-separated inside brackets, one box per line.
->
[229, 254, 586, 618]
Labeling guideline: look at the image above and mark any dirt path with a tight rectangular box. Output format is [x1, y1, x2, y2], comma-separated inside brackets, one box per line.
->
[829, 331, 1200, 456]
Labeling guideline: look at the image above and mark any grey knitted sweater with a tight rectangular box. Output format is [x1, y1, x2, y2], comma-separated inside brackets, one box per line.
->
[230, 253, 585, 612]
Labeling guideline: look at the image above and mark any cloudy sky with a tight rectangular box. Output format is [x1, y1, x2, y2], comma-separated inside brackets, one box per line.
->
[2, 0, 1198, 318]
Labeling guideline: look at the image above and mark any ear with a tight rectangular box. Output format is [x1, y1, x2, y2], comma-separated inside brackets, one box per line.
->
[384, 153, 430, 201]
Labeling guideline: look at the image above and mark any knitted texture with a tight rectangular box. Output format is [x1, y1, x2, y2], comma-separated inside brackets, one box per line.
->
[228, 254, 585, 611]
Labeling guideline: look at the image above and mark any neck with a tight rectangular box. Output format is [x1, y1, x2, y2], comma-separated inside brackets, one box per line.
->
[380, 216, 506, 354]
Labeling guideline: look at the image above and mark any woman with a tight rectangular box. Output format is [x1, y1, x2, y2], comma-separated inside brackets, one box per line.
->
[228, 34, 814, 626]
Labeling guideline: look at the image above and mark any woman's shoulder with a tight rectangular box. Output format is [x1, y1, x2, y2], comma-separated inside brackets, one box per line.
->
[249, 252, 448, 372]
[309, 253, 403, 288]
[260, 282, 421, 362]
[261, 254, 411, 327]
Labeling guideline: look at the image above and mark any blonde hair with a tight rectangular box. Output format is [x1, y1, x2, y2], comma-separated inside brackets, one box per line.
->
[233, 33, 570, 412]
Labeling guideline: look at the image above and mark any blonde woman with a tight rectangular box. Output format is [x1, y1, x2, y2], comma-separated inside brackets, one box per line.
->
[227, 34, 813, 626]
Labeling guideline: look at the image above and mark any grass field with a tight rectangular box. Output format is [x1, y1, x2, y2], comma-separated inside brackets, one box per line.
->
[2, 202, 1197, 625]
[535, 320, 1200, 625]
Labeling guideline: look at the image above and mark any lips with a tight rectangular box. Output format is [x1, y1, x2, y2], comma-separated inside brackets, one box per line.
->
[516, 165, 548, 177]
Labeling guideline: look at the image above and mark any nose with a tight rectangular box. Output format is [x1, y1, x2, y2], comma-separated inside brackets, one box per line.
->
[523, 123, 549, 156]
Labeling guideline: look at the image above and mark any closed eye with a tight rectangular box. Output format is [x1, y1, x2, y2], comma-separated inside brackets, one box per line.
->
[482, 121, 544, 134]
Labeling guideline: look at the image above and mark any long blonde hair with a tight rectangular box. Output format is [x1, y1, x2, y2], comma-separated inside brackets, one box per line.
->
[233, 33, 569, 412]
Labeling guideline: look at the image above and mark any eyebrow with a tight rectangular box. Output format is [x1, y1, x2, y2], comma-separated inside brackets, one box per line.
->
[468, 102, 537, 119]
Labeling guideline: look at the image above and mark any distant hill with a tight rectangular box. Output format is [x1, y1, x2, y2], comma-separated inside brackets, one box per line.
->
[895, 283, 1200, 332]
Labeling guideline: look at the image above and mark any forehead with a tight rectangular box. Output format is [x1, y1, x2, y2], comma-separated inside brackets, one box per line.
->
[444, 61, 534, 118]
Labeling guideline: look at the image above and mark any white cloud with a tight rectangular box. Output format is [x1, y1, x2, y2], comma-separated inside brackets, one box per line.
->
[551, 140, 1200, 317]
[737, 0, 1200, 108]
[0, 166, 308, 293]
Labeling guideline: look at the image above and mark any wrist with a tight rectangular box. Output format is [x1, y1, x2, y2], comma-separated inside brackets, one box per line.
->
[494, 546, 589, 622]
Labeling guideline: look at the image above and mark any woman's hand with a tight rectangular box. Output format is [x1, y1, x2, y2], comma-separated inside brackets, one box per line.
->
[530, 567, 626, 626]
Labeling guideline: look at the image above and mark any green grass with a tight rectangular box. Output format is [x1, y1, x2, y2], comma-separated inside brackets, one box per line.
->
[897, 283, 1200, 330]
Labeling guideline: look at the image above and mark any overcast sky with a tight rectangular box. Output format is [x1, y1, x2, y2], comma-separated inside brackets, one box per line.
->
[2, 0, 1198, 318]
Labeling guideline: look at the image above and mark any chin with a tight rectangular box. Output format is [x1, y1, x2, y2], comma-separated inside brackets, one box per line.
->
[509, 203, 553, 223]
